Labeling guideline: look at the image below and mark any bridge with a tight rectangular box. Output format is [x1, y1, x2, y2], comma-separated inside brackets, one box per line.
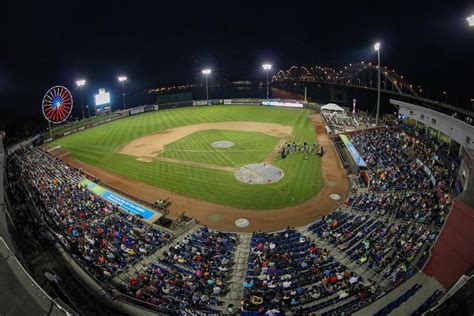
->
[272, 64, 473, 119]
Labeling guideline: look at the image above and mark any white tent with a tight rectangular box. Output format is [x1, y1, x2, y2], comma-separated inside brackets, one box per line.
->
[321, 103, 345, 113]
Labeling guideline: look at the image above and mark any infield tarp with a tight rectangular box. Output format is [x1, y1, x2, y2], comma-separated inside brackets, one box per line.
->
[80, 179, 156, 220]
[340, 134, 367, 168]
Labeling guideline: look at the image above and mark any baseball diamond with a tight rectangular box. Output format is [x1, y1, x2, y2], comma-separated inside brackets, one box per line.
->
[49, 105, 329, 212]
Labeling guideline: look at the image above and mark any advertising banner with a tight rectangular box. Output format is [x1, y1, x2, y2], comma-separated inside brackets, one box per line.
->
[80, 179, 156, 220]
[129, 108, 144, 116]
[339, 134, 367, 168]
[262, 100, 304, 108]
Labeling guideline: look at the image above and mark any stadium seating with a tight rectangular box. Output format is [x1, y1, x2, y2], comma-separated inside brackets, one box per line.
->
[119, 227, 237, 312]
[373, 283, 422, 316]
[240, 229, 367, 314]
[4, 123, 454, 314]
[7, 148, 173, 280]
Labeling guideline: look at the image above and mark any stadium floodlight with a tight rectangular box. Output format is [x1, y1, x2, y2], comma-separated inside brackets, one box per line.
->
[76, 79, 86, 119]
[374, 42, 381, 126]
[262, 63, 273, 99]
[443, 91, 448, 103]
[202, 69, 211, 103]
[117, 76, 127, 109]
[468, 15, 474, 27]
[75, 79, 86, 87]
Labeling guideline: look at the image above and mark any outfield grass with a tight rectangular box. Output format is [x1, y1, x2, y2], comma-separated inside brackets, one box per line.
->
[51, 105, 322, 209]
[160, 130, 279, 167]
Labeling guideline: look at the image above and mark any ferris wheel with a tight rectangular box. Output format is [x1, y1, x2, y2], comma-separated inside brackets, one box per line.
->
[42, 85, 73, 123]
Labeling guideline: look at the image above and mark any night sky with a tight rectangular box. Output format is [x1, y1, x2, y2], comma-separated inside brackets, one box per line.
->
[1, 0, 473, 136]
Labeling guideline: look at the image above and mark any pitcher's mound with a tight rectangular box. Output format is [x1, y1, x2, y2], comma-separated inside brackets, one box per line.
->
[234, 163, 284, 184]
[211, 140, 235, 149]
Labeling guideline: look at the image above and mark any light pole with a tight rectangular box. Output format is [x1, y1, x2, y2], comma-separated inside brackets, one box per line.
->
[443, 91, 448, 103]
[467, 14, 474, 27]
[118, 76, 127, 110]
[262, 63, 272, 99]
[202, 69, 211, 104]
[374, 42, 381, 126]
[76, 79, 86, 119]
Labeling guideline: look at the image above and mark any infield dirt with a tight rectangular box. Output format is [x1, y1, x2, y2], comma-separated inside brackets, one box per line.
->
[118, 121, 292, 162]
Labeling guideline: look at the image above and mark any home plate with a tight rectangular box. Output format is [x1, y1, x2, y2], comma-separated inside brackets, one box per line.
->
[235, 218, 250, 228]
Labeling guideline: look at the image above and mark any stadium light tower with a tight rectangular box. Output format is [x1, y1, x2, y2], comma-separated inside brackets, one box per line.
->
[262, 63, 272, 99]
[467, 14, 474, 27]
[443, 91, 448, 103]
[118, 76, 127, 110]
[202, 69, 211, 103]
[76, 79, 86, 119]
[374, 42, 381, 126]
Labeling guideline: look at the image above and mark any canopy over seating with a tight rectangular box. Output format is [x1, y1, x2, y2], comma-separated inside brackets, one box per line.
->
[321, 103, 345, 113]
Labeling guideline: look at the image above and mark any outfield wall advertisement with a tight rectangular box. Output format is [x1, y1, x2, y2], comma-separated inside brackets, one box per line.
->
[261, 100, 304, 108]
[80, 179, 156, 220]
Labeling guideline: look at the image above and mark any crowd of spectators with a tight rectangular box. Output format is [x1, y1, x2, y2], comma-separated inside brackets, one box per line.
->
[4, 120, 457, 315]
[348, 191, 451, 226]
[350, 128, 426, 191]
[349, 127, 453, 194]
[7, 147, 173, 280]
[346, 220, 435, 282]
[309, 211, 377, 251]
[323, 112, 362, 133]
[309, 208, 438, 292]
[241, 228, 370, 314]
[120, 227, 237, 312]
[64, 211, 172, 280]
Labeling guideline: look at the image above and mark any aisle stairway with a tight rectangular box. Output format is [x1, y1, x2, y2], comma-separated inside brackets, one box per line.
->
[220, 233, 252, 311]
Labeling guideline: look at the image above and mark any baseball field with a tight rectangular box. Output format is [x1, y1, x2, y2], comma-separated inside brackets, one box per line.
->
[50, 105, 323, 209]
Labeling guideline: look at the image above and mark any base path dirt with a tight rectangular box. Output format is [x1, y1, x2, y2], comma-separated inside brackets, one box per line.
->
[118, 121, 293, 162]
[57, 112, 349, 232]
